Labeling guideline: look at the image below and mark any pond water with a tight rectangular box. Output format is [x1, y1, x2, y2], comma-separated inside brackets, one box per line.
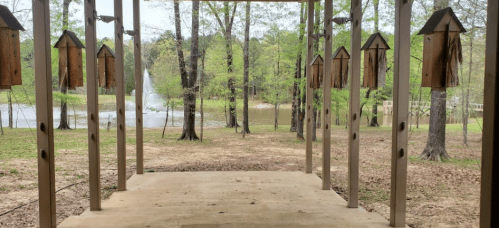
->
[0, 70, 430, 129]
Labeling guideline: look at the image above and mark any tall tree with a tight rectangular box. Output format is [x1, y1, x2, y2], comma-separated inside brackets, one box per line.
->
[369, 0, 380, 127]
[58, 0, 73, 130]
[420, 0, 450, 161]
[174, 0, 200, 140]
[296, 3, 306, 139]
[207, 2, 238, 128]
[242, 2, 251, 135]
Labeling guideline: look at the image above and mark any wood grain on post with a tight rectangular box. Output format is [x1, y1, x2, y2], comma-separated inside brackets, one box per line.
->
[305, 0, 314, 174]
[390, 0, 411, 226]
[32, 0, 57, 226]
[85, 0, 102, 211]
[134, 0, 144, 175]
[321, 0, 332, 190]
[115, 0, 127, 191]
[348, 0, 362, 208]
[480, 0, 498, 227]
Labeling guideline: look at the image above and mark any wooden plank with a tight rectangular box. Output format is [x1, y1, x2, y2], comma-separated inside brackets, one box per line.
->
[115, 0, 127, 191]
[341, 58, 348, 88]
[0, 28, 11, 87]
[480, 0, 498, 227]
[98, 57, 105, 87]
[390, 0, 411, 226]
[68, 47, 82, 88]
[305, 0, 314, 174]
[106, 56, 115, 88]
[321, 0, 332, 190]
[85, 0, 102, 211]
[347, 0, 361, 208]
[134, 0, 144, 175]
[58, 47, 67, 88]
[362, 51, 370, 88]
[10, 30, 21, 85]
[32, 0, 57, 226]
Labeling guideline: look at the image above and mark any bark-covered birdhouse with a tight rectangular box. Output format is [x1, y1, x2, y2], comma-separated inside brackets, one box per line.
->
[97, 44, 116, 89]
[54, 30, 85, 90]
[309, 55, 324, 89]
[361, 33, 390, 89]
[0, 5, 25, 90]
[418, 7, 465, 89]
[331, 46, 350, 89]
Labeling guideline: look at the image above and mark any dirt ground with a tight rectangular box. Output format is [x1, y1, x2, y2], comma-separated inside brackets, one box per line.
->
[0, 125, 481, 227]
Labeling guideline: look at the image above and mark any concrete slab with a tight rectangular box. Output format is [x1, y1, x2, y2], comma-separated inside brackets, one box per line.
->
[59, 171, 392, 228]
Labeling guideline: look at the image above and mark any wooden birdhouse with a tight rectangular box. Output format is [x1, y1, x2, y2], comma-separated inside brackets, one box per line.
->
[0, 5, 25, 90]
[331, 46, 350, 89]
[97, 44, 116, 89]
[418, 7, 465, 89]
[361, 33, 390, 89]
[54, 30, 85, 90]
[309, 55, 323, 89]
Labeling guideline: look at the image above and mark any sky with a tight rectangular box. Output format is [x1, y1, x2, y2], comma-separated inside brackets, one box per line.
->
[1, 0, 303, 43]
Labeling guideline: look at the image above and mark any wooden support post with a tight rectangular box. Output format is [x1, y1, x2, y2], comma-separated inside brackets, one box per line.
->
[390, 0, 411, 226]
[480, 0, 498, 227]
[347, 0, 362, 208]
[322, 0, 332, 190]
[32, 1, 56, 226]
[133, 0, 143, 175]
[85, 0, 101, 210]
[305, 0, 314, 174]
[115, 0, 126, 191]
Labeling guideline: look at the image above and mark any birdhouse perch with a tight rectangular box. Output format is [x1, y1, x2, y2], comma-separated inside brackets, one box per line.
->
[0, 5, 25, 90]
[361, 33, 390, 89]
[331, 46, 350, 89]
[418, 7, 465, 89]
[97, 44, 116, 89]
[54, 30, 85, 90]
[309, 55, 324, 89]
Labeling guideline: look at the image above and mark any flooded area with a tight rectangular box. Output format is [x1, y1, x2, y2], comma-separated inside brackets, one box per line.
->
[0, 70, 430, 130]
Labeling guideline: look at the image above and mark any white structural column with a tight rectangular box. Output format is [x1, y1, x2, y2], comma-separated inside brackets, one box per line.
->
[115, 0, 127, 191]
[347, 0, 362, 208]
[85, 0, 101, 210]
[305, 0, 314, 174]
[480, 0, 498, 227]
[134, 0, 144, 175]
[322, 0, 333, 190]
[32, 0, 56, 227]
[390, 0, 411, 226]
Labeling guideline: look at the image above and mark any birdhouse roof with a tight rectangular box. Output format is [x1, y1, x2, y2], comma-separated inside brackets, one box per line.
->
[332, 46, 350, 59]
[0, 5, 25, 31]
[97, 44, 116, 58]
[418, 7, 466, 35]
[361, 33, 390, 50]
[54, 30, 85, 49]
[310, 55, 324, 66]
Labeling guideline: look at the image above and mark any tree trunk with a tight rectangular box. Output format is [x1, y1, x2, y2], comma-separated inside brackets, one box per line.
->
[58, 0, 72, 130]
[175, 0, 199, 140]
[274, 97, 279, 131]
[296, 3, 306, 140]
[8, 91, 12, 128]
[242, 2, 251, 135]
[162, 101, 169, 138]
[201, 49, 206, 142]
[421, 0, 450, 161]
[369, 0, 380, 127]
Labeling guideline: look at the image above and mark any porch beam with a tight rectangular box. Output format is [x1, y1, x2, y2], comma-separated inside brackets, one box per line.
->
[347, 0, 361, 208]
[32, 0, 56, 226]
[480, 0, 498, 227]
[85, 0, 101, 210]
[134, 0, 144, 175]
[321, 0, 332, 190]
[305, 0, 314, 174]
[115, 0, 127, 191]
[390, 0, 411, 226]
